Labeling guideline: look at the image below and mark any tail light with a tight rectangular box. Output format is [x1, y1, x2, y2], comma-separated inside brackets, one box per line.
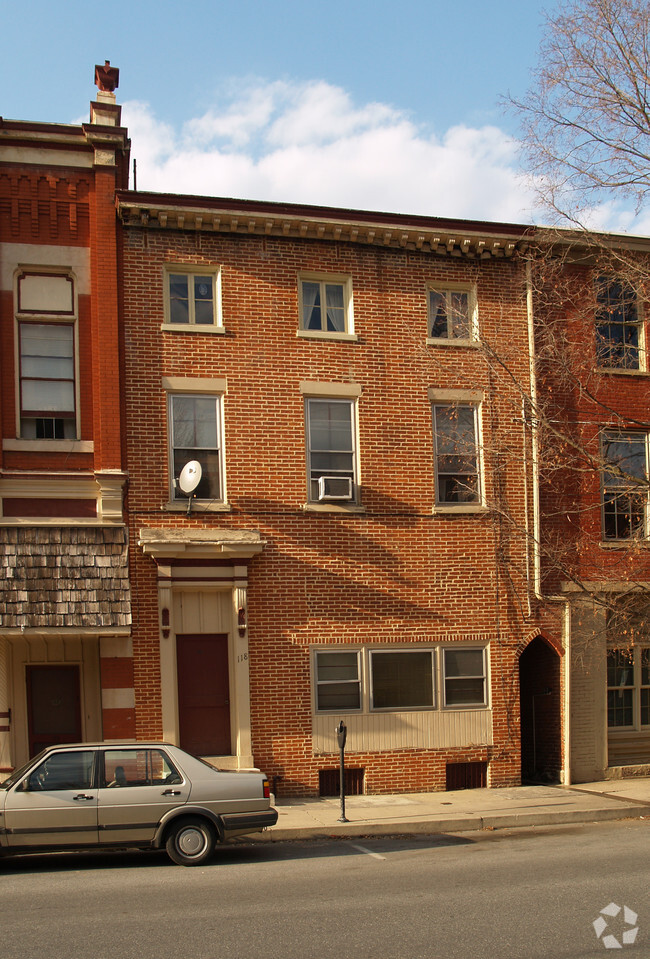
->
[262, 778, 270, 799]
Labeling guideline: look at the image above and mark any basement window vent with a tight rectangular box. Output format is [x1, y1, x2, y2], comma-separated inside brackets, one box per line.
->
[319, 767, 365, 797]
[446, 761, 487, 790]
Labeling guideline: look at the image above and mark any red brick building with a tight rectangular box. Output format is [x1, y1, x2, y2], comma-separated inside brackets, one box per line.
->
[531, 252, 650, 783]
[0, 64, 134, 771]
[116, 190, 556, 794]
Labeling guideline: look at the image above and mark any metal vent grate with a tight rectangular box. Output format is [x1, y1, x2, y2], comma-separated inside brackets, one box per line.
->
[319, 767, 365, 797]
[446, 761, 487, 790]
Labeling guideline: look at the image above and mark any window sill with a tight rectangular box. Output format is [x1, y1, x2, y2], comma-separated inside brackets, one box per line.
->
[160, 323, 226, 334]
[426, 337, 479, 348]
[303, 502, 366, 514]
[594, 365, 649, 376]
[600, 539, 649, 548]
[164, 501, 231, 513]
[297, 330, 358, 343]
[3, 439, 93, 453]
[432, 504, 488, 515]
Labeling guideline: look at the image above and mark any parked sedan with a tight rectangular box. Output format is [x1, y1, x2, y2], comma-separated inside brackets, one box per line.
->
[0, 742, 278, 866]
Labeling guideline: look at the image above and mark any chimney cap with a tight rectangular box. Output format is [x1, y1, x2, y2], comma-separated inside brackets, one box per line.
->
[95, 61, 119, 93]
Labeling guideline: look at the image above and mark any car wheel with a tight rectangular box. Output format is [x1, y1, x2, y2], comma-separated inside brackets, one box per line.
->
[165, 817, 216, 867]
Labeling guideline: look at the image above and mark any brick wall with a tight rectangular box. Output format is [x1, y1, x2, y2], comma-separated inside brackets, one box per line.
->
[121, 219, 538, 794]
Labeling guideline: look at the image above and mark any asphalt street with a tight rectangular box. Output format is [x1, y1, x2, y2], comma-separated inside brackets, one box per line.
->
[1, 819, 648, 959]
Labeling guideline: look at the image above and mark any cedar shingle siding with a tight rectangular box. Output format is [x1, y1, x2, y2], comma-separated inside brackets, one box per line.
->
[0, 527, 131, 628]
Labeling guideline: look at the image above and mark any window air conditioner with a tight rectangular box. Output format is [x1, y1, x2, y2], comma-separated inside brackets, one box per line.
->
[318, 476, 353, 501]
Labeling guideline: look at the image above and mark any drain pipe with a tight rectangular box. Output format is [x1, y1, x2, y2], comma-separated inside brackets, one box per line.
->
[526, 256, 572, 785]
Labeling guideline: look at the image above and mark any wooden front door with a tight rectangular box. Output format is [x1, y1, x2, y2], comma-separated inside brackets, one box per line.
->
[26, 665, 82, 757]
[176, 634, 231, 755]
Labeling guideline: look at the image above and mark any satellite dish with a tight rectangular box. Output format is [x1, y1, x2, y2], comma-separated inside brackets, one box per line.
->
[178, 460, 202, 495]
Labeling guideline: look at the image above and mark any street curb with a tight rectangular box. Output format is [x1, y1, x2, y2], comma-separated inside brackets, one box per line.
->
[252, 802, 650, 842]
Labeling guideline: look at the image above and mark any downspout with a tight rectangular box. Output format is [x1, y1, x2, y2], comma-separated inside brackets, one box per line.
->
[526, 257, 572, 784]
[525, 257, 542, 602]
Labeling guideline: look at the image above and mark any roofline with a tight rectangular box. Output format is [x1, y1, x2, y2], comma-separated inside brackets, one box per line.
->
[116, 189, 530, 237]
[116, 190, 531, 259]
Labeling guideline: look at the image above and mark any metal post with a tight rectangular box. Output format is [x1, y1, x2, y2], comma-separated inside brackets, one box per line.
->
[336, 720, 349, 822]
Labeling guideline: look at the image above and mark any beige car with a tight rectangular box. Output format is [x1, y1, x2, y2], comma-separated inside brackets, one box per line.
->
[0, 742, 277, 866]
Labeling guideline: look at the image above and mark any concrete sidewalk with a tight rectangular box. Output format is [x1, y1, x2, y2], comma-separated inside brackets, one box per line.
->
[257, 777, 650, 841]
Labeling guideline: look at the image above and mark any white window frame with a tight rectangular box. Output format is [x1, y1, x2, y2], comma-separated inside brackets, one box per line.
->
[595, 277, 645, 371]
[427, 284, 477, 344]
[298, 274, 355, 340]
[314, 649, 362, 713]
[369, 649, 436, 711]
[14, 270, 79, 442]
[162, 266, 223, 332]
[607, 647, 650, 730]
[164, 378, 227, 508]
[304, 390, 360, 506]
[601, 430, 649, 541]
[313, 645, 489, 715]
[442, 647, 488, 709]
[431, 398, 483, 510]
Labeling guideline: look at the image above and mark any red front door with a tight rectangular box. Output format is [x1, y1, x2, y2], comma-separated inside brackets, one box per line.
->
[176, 634, 231, 755]
[26, 665, 82, 757]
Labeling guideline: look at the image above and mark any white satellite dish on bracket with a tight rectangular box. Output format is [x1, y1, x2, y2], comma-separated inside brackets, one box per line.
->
[178, 460, 202, 514]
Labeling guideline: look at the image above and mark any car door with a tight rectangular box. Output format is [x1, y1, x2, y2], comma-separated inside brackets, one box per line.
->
[97, 747, 191, 845]
[3, 749, 98, 848]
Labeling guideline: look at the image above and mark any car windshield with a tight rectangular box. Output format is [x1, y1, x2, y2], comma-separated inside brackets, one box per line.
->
[0, 749, 49, 789]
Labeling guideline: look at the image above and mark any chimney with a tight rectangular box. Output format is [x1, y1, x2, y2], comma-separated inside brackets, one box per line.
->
[90, 61, 121, 126]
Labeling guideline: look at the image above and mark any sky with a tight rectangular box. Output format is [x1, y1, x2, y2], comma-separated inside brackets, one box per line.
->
[4, 0, 643, 231]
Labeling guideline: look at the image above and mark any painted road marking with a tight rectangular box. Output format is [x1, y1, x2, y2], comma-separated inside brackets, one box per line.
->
[349, 843, 386, 861]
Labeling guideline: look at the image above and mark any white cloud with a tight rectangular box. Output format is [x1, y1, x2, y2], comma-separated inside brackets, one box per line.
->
[122, 79, 542, 222]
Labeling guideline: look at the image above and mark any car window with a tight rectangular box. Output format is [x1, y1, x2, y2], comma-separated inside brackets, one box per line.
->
[26, 751, 95, 791]
[1, 750, 48, 789]
[102, 749, 182, 787]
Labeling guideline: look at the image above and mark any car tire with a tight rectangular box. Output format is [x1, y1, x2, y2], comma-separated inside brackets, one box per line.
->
[165, 817, 216, 867]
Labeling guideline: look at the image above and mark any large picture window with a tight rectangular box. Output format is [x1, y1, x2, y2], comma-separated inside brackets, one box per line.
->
[370, 650, 434, 709]
[169, 394, 222, 502]
[314, 646, 488, 714]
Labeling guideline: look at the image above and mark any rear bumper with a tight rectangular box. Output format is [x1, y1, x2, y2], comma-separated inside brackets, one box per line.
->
[220, 807, 278, 833]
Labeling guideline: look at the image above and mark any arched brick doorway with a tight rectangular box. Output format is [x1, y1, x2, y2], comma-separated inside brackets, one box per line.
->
[519, 636, 562, 783]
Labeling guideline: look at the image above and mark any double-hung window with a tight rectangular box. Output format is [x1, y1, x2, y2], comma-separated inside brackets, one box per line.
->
[428, 286, 476, 342]
[607, 648, 650, 729]
[305, 396, 357, 503]
[169, 394, 223, 503]
[164, 267, 221, 329]
[299, 276, 353, 336]
[443, 648, 487, 707]
[602, 431, 648, 540]
[432, 402, 481, 506]
[595, 278, 643, 370]
[16, 271, 77, 440]
[315, 651, 361, 711]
